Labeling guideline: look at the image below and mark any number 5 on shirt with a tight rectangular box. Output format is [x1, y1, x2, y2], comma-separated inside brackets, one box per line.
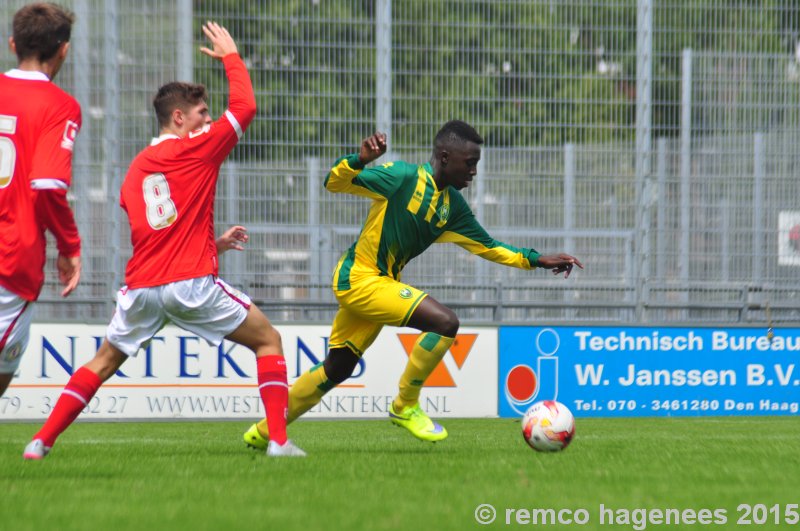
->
[0, 115, 18, 188]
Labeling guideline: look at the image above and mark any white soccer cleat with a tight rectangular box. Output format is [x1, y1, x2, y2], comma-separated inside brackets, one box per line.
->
[266, 439, 306, 457]
[23, 439, 51, 460]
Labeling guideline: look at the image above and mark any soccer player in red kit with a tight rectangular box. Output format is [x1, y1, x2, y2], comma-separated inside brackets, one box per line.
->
[24, 21, 305, 458]
[0, 3, 82, 398]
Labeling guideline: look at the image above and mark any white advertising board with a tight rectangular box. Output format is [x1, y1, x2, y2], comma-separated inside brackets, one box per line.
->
[1, 324, 497, 421]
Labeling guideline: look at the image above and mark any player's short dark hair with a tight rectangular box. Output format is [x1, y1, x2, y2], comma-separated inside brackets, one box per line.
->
[433, 120, 484, 150]
[12, 3, 74, 62]
[153, 82, 208, 128]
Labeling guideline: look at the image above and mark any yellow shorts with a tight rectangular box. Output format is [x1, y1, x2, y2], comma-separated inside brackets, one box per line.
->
[329, 275, 427, 356]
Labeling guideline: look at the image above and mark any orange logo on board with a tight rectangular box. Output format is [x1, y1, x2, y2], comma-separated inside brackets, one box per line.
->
[396, 333, 477, 387]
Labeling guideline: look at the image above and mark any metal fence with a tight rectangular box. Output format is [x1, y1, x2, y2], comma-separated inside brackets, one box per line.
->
[2, 0, 798, 325]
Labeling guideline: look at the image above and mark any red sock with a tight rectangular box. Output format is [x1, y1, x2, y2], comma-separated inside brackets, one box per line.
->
[34, 367, 102, 447]
[257, 355, 288, 445]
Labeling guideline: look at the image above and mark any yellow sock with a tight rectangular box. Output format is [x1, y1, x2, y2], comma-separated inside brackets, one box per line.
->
[256, 362, 334, 437]
[393, 332, 454, 411]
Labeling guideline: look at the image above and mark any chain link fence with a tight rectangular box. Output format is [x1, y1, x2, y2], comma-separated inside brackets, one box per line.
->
[2, 0, 798, 325]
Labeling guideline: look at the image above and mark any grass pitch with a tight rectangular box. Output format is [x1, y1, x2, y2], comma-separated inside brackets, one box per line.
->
[2, 417, 799, 530]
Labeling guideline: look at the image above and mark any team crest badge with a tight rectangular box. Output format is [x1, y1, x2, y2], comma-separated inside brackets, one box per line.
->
[437, 203, 450, 222]
[399, 288, 413, 299]
[3, 343, 22, 362]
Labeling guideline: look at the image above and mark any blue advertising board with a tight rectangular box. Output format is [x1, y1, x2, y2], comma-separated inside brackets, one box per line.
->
[498, 326, 800, 418]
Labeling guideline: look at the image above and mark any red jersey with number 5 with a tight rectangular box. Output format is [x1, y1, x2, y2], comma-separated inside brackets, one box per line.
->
[120, 54, 255, 289]
[0, 70, 81, 301]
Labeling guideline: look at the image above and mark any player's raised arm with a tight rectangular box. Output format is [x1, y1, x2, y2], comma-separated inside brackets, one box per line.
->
[199, 21, 238, 60]
[201, 21, 255, 128]
[358, 132, 387, 165]
[324, 132, 409, 199]
[191, 21, 256, 165]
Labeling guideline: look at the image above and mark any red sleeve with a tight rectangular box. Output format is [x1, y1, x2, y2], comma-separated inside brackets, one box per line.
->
[182, 53, 256, 167]
[223, 53, 257, 132]
[35, 189, 81, 257]
[29, 97, 81, 188]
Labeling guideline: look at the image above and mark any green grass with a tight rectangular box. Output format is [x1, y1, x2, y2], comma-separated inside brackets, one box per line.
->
[2, 418, 799, 530]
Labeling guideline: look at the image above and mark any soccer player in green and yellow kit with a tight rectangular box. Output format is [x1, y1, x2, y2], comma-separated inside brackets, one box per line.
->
[244, 120, 583, 446]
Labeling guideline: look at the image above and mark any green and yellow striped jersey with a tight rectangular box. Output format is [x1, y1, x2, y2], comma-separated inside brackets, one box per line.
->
[325, 153, 541, 290]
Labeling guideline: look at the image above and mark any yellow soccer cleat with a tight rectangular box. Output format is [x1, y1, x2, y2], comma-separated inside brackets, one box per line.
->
[389, 403, 448, 442]
[243, 422, 269, 450]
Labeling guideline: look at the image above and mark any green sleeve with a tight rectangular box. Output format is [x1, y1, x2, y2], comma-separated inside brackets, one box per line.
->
[435, 192, 540, 269]
[324, 154, 412, 199]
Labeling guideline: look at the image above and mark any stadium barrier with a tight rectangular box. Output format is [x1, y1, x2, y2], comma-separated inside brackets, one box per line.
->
[2, 324, 497, 421]
[499, 326, 800, 418]
[3, 324, 797, 421]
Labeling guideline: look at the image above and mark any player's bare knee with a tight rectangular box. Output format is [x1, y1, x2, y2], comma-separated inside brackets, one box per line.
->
[437, 309, 460, 337]
[87, 341, 127, 382]
[249, 326, 284, 357]
[263, 326, 283, 350]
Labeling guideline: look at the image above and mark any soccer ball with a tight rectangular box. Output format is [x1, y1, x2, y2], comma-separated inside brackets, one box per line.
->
[521, 400, 575, 452]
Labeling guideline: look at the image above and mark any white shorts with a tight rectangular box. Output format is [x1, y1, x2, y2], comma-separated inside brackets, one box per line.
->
[106, 276, 251, 357]
[0, 286, 34, 374]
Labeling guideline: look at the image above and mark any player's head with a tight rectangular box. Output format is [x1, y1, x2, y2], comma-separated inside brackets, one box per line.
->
[153, 82, 211, 136]
[10, 3, 74, 73]
[432, 120, 484, 190]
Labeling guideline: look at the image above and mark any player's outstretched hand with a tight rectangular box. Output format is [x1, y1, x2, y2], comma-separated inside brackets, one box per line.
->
[358, 132, 387, 165]
[57, 253, 81, 297]
[216, 225, 248, 255]
[536, 253, 583, 279]
[199, 21, 238, 60]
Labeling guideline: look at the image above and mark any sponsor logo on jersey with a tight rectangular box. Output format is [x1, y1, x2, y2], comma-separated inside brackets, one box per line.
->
[61, 120, 79, 151]
[188, 123, 212, 138]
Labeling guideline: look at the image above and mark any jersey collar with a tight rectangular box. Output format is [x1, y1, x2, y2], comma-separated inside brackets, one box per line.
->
[150, 134, 181, 146]
[4, 68, 50, 81]
[422, 162, 444, 191]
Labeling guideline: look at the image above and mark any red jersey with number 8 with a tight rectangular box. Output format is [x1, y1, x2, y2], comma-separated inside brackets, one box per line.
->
[0, 70, 81, 301]
[120, 54, 255, 289]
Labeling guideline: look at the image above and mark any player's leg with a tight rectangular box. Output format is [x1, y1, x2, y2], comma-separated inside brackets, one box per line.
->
[321, 276, 452, 441]
[326, 276, 451, 442]
[0, 373, 12, 398]
[225, 303, 299, 453]
[163, 276, 300, 454]
[290, 309, 380, 420]
[245, 308, 380, 449]
[24, 339, 128, 459]
[395, 295, 459, 408]
[24, 285, 162, 459]
[246, 348, 363, 446]
[388, 294, 458, 442]
[0, 290, 33, 398]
